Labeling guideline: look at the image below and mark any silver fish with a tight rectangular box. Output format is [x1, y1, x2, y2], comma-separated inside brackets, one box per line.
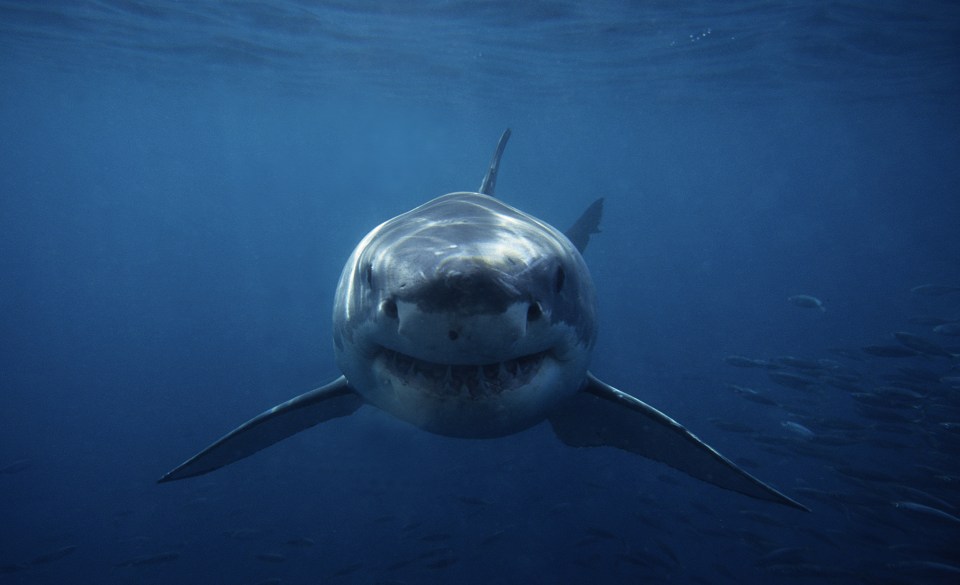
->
[893, 331, 957, 358]
[788, 295, 825, 311]
[933, 322, 960, 336]
[910, 284, 960, 296]
[894, 501, 960, 524]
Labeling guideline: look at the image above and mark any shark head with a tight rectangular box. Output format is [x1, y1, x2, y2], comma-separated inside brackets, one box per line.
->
[333, 192, 597, 437]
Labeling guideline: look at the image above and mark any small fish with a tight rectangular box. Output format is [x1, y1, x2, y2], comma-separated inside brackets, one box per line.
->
[385, 558, 414, 571]
[224, 528, 265, 540]
[775, 356, 821, 370]
[479, 530, 506, 546]
[331, 562, 364, 576]
[893, 366, 941, 382]
[417, 547, 454, 560]
[788, 295, 825, 311]
[0, 458, 33, 475]
[793, 487, 861, 506]
[616, 550, 672, 570]
[768, 371, 816, 390]
[29, 545, 77, 565]
[855, 404, 920, 424]
[850, 392, 891, 406]
[895, 486, 957, 511]
[725, 384, 778, 406]
[616, 552, 650, 567]
[256, 553, 286, 563]
[755, 547, 807, 568]
[285, 537, 315, 547]
[115, 551, 180, 567]
[894, 501, 960, 524]
[763, 563, 855, 578]
[933, 322, 960, 336]
[833, 465, 898, 483]
[826, 347, 865, 361]
[910, 284, 960, 296]
[419, 533, 453, 542]
[585, 527, 618, 540]
[823, 376, 863, 392]
[724, 355, 770, 368]
[909, 315, 953, 326]
[653, 539, 680, 565]
[872, 386, 924, 400]
[781, 421, 815, 439]
[887, 560, 960, 575]
[738, 510, 785, 527]
[426, 557, 458, 569]
[814, 418, 866, 432]
[893, 331, 957, 358]
[861, 345, 919, 358]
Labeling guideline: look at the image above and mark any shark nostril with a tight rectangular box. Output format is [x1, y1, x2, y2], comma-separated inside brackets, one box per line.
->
[381, 299, 398, 319]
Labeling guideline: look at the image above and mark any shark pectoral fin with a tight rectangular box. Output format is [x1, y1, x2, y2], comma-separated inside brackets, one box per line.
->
[548, 373, 809, 511]
[158, 376, 363, 483]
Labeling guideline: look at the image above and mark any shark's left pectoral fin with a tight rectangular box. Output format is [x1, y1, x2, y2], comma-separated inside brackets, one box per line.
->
[158, 376, 363, 483]
[549, 373, 809, 511]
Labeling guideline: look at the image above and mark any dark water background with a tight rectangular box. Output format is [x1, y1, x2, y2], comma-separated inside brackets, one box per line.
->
[2, 2, 959, 584]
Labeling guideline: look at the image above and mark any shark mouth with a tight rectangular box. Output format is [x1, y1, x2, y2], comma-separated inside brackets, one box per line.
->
[379, 348, 547, 398]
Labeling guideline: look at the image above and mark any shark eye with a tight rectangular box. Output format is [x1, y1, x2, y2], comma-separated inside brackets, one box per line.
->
[527, 301, 543, 322]
[554, 266, 565, 293]
[381, 298, 398, 319]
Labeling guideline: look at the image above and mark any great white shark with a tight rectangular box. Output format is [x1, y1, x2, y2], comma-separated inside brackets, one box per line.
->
[160, 130, 808, 511]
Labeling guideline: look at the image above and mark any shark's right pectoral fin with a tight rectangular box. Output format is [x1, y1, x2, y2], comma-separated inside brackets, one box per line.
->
[158, 376, 363, 483]
[548, 373, 809, 511]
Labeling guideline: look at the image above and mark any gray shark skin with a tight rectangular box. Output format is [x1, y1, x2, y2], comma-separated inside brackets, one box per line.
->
[159, 130, 808, 512]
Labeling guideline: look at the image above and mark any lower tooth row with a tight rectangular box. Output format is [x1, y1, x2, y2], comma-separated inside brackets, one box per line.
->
[387, 351, 543, 395]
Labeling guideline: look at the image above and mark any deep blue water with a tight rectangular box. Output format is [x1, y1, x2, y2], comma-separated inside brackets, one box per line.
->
[2, 2, 959, 584]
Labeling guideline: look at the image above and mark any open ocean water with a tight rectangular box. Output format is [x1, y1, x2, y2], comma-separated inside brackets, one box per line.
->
[1, 2, 959, 584]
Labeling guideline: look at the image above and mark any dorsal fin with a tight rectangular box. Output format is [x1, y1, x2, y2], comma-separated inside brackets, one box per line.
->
[479, 128, 512, 196]
[564, 198, 604, 254]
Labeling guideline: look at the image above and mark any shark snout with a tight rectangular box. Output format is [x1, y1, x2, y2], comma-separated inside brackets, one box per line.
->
[385, 298, 533, 363]
[415, 264, 520, 314]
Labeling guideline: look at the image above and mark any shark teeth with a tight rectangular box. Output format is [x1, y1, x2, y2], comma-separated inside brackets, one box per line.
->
[381, 349, 546, 398]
